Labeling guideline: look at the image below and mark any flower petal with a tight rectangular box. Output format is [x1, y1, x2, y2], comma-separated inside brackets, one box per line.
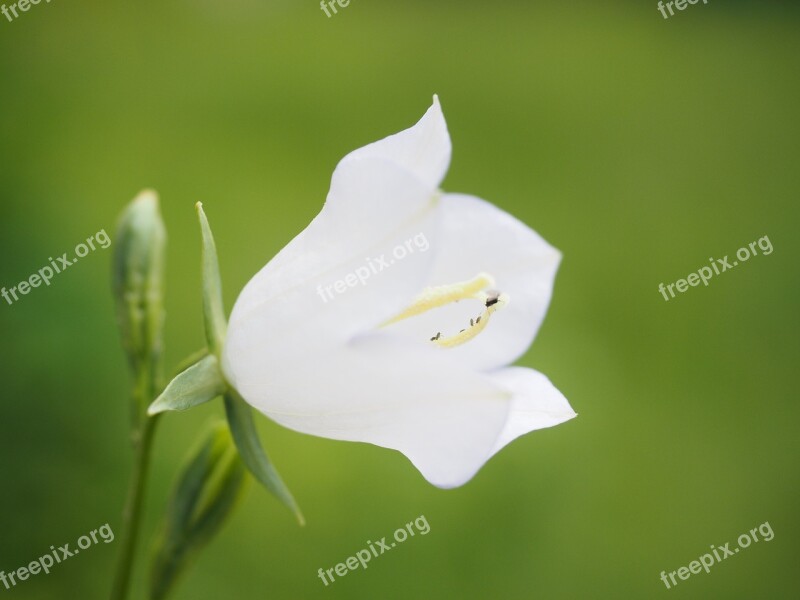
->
[487, 367, 576, 457]
[338, 95, 451, 190]
[384, 193, 561, 370]
[226, 157, 441, 346]
[226, 331, 512, 489]
[226, 100, 457, 369]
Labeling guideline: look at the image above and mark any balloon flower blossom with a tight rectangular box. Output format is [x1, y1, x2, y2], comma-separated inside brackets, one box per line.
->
[220, 96, 576, 488]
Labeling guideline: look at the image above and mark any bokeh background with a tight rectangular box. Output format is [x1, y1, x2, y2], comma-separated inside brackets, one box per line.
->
[1, 1, 798, 599]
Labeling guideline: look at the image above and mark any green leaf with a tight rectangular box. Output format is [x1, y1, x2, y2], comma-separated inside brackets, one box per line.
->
[147, 355, 226, 416]
[195, 202, 227, 357]
[150, 422, 248, 600]
[224, 390, 305, 525]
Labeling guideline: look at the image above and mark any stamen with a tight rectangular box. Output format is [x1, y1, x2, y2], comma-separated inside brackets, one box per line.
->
[431, 292, 508, 348]
[381, 272, 510, 348]
[381, 273, 495, 326]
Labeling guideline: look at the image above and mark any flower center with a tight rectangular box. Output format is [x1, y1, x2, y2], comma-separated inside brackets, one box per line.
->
[381, 273, 509, 348]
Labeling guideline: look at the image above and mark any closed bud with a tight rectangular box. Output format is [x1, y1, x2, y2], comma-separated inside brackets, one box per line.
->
[113, 190, 167, 411]
[150, 422, 248, 600]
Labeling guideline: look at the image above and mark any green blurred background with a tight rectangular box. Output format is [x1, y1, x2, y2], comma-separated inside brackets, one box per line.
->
[1, 1, 798, 598]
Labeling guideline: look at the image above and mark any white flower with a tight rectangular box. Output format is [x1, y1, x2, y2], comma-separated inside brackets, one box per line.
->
[222, 96, 576, 489]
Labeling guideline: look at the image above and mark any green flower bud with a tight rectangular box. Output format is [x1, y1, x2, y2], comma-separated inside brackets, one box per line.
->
[113, 190, 167, 413]
[150, 421, 248, 600]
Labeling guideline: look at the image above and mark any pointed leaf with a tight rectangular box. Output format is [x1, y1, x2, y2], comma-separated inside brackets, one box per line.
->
[150, 422, 248, 600]
[195, 202, 227, 356]
[224, 391, 305, 525]
[148, 355, 226, 416]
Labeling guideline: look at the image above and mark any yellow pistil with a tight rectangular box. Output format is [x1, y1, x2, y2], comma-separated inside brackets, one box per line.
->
[381, 272, 509, 348]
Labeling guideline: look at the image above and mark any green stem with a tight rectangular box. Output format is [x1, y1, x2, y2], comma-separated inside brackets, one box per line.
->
[111, 413, 160, 600]
[112, 358, 162, 600]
